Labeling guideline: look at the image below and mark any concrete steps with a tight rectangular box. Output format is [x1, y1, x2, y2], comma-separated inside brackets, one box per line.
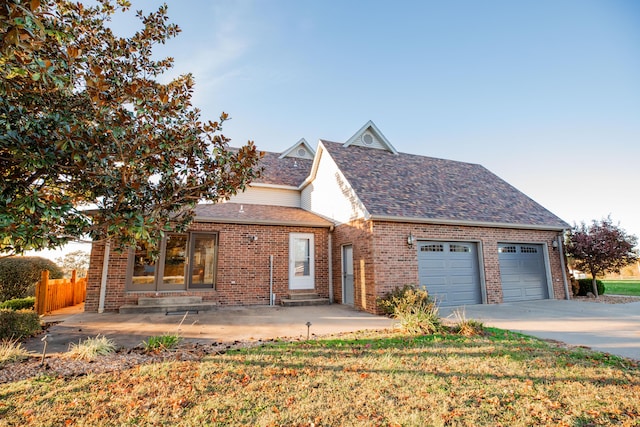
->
[119, 296, 217, 314]
[281, 293, 330, 307]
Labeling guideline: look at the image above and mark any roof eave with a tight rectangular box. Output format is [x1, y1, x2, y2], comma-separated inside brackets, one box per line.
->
[370, 215, 569, 231]
[194, 216, 332, 228]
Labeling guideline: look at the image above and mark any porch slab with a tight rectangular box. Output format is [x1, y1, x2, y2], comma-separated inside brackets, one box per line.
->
[25, 305, 395, 355]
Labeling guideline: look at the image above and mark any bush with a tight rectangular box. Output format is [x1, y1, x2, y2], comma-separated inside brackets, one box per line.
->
[67, 335, 116, 361]
[377, 285, 441, 334]
[575, 278, 605, 296]
[0, 339, 31, 366]
[0, 309, 41, 340]
[0, 257, 63, 301]
[0, 297, 36, 310]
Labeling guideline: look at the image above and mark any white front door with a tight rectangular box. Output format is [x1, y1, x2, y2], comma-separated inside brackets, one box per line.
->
[289, 233, 315, 290]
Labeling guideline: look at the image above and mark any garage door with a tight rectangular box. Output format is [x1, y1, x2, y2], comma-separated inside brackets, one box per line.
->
[498, 243, 548, 302]
[418, 241, 482, 306]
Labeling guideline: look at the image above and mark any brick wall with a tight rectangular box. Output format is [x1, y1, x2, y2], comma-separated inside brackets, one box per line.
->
[331, 220, 569, 314]
[86, 223, 329, 312]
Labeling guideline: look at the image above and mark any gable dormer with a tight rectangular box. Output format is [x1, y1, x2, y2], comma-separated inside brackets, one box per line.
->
[343, 120, 398, 154]
[279, 138, 315, 160]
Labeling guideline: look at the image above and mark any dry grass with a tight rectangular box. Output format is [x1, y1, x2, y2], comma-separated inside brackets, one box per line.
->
[1, 329, 639, 426]
[66, 335, 116, 361]
[0, 339, 31, 366]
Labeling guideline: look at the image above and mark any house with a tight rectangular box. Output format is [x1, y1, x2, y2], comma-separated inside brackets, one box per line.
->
[85, 121, 570, 314]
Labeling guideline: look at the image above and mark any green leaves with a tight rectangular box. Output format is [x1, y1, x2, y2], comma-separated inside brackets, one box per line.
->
[1, 0, 262, 255]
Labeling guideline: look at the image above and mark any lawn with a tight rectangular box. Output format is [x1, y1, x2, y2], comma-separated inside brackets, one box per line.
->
[1, 329, 639, 426]
[603, 280, 640, 296]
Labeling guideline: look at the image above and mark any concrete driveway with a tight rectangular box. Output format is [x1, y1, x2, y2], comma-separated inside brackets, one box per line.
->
[439, 299, 640, 361]
[25, 305, 394, 355]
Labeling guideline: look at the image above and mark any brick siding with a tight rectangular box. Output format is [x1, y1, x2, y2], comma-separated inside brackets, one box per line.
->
[86, 223, 329, 312]
[332, 220, 569, 314]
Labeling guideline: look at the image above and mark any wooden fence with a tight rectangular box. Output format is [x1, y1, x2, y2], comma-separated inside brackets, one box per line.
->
[35, 270, 87, 315]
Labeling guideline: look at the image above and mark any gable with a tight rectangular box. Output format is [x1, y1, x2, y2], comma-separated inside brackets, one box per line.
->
[343, 120, 398, 154]
[279, 138, 315, 160]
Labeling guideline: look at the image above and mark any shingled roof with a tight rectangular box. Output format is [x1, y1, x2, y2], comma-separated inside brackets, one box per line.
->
[320, 141, 569, 229]
[252, 151, 313, 187]
[195, 203, 331, 227]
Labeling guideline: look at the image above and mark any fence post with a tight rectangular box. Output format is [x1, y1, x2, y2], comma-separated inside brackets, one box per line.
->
[71, 269, 77, 305]
[35, 270, 49, 316]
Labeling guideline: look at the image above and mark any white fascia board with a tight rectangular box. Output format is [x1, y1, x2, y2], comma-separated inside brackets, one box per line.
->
[299, 140, 326, 190]
[371, 215, 567, 231]
[249, 182, 300, 191]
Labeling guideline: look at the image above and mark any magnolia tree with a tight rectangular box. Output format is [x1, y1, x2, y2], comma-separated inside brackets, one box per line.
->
[565, 217, 638, 297]
[1, 0, 262, 256]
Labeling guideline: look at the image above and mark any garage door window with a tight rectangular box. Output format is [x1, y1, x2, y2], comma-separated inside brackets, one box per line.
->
[450, 244, 471, 253]
[498, 245, 516, 253]
[521, 246, 538, 253]
[421, 244, 444, 252]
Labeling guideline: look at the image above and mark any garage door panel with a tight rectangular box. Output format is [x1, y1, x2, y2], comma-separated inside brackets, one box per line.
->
[418, 242, 482, 307]
[499, 243, 548, 302]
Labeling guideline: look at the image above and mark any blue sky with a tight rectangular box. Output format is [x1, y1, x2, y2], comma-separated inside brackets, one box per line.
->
[37, 0, 640, 259]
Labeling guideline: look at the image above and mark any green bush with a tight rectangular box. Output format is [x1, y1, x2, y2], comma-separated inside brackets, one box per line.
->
[142, 334, 181, 352]
[0, 257, 63, 301]
[576, 278, 605, 296]
[0, 297, 35, 310]
[0, 309, 42, 340]
[377, 285, 441, 334]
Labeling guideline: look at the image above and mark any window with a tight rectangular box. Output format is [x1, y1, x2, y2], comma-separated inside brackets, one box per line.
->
[520, 246, 538, 254]
[128, 232, 218, 291]
[450, 244, 471, 253]
[498, 245, 517, 253]
[421, 244, 444, 252]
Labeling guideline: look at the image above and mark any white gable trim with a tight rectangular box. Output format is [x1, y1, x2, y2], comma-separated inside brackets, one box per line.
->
[279, 138, 315, 159]
[343, 120, 398, 154]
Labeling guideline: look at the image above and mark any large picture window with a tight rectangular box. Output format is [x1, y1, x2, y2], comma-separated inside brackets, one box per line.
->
[128, 232, 218, 291]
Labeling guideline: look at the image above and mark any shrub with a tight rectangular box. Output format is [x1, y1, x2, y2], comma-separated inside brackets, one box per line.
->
[0, 309, 42, 340]
[142, 334, 181, 352]
[576, 278, 605, 296]
[0, 297, 36, 310]
[377, 285, 441, 334]
[0, 257, 64, 301]
[67, 335, 116, 361]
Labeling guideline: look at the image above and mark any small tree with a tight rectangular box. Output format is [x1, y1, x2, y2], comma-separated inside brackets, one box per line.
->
[56, 250, 90, 277]
[565, 217, 638, 297]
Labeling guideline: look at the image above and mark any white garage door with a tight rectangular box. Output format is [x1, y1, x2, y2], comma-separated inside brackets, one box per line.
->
[418, 241, 482, 307]
[498, 243, 549, 302]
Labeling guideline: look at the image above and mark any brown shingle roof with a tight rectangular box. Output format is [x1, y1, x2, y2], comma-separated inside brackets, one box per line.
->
[253, 151, 312, 187]
[195, 203, 332, 227]
[320, 141, 568, 229]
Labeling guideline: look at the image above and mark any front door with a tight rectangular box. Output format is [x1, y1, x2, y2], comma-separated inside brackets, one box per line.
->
[289, 233, 315, 290]
[342, 245, 354, 305]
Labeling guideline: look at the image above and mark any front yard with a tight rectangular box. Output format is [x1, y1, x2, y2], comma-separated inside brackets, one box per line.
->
[603, 280, 640, 296]
[1, 329, 638, 426]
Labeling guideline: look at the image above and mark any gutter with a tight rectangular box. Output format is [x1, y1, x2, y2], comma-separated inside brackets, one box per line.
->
[98, 240, 110, 313]
[370, 214, 568, 232]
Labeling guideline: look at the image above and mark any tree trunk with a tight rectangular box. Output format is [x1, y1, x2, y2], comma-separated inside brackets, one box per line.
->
[591, 276, 599, 298]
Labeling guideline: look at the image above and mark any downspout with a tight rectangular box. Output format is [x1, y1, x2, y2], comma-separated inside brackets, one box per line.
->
[269, 255, 274, 306]
[328, 229, 334, 303]
[98, 240, 110, 313]
[558, 234, 571, 300]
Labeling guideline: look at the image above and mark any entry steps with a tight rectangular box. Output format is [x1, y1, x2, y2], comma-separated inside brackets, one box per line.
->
[280, 292, 330, 307]
[119, 296, 216, 314]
